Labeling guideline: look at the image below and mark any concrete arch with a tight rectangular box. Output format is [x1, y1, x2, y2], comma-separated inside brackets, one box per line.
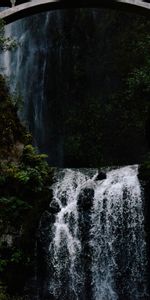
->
[0, 1, 30, 7]
[0, 0, 150, 24]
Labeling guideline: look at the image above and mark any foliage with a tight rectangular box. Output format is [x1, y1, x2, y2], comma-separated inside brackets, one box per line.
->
[0, 74, 29, 159]
[21, 144, 48, 166]
[0, 284, 8, 300]
[0, 144, 53, 218]
[11, 91, 24, 111]
[0, 73, 53, 297]
[0, 260, 8, 273]
[0, 283, 25, 300]
[0, 196, 31, 225]
[0, 145, 53, 296]
[0, 19, 17, 52]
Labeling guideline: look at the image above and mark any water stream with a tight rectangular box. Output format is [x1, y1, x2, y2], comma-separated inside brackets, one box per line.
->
[47, 165, 148, 300]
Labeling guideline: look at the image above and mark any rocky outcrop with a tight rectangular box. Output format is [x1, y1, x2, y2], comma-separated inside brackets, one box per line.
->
[77, 187, 94, 300]
[95, 171, 107, 181]
[77, 187, 94, 212]
[49, 200, 61, 214]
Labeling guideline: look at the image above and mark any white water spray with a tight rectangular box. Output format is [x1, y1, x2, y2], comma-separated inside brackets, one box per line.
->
[48, 166, 148, 300]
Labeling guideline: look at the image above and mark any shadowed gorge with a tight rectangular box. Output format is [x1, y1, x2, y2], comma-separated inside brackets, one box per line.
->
[3, 8, 150, 167]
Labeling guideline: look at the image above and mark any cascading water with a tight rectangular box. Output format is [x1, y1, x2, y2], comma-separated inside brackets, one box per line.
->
[91, 166, 147, 300]
[47, 165, 149, 300]
[1, 6, 65, 166]
[48, 169, 86, 299]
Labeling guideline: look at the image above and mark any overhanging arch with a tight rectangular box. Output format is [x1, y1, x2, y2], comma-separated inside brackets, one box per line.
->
[0, 1, 30, 7]
[0, 0, 150, 25]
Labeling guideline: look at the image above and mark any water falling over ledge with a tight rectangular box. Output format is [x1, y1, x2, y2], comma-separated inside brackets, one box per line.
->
[45, 165, 149, 300]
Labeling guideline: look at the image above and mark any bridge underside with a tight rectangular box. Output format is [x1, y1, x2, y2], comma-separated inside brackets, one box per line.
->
[0, 0, 30, 7]
[0, 0, 150, 24]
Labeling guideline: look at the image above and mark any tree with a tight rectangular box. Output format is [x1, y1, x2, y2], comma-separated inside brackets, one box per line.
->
[0, 19, 16, 51]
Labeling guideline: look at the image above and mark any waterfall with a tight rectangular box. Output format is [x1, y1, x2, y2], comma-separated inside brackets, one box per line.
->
[48, 169, 86, 299]
[2, 11, 51, 136]
[2, 7, 148, 167]
[47, 165, 148, 300]
[1, 8, 65, 166]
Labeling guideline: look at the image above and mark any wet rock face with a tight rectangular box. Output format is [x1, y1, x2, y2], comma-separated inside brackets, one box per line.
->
[77, 187, 94, 242]
[138, 163, 150, 295]
[77, 188, 94, 212]
[49, 200, 61, 214]
[143, 183, 150, 295]
[95, 171, 107, 181]
[77, 187, 94, 300]
[37, 211, 56, 300]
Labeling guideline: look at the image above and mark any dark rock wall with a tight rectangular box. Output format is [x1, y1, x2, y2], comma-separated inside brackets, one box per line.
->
[9, 9, 150, 167]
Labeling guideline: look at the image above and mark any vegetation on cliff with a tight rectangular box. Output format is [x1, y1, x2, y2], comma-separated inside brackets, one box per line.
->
[0, 144, 53, 297]
[0, 20, 16, 52]
[0, 28, 53, 297]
